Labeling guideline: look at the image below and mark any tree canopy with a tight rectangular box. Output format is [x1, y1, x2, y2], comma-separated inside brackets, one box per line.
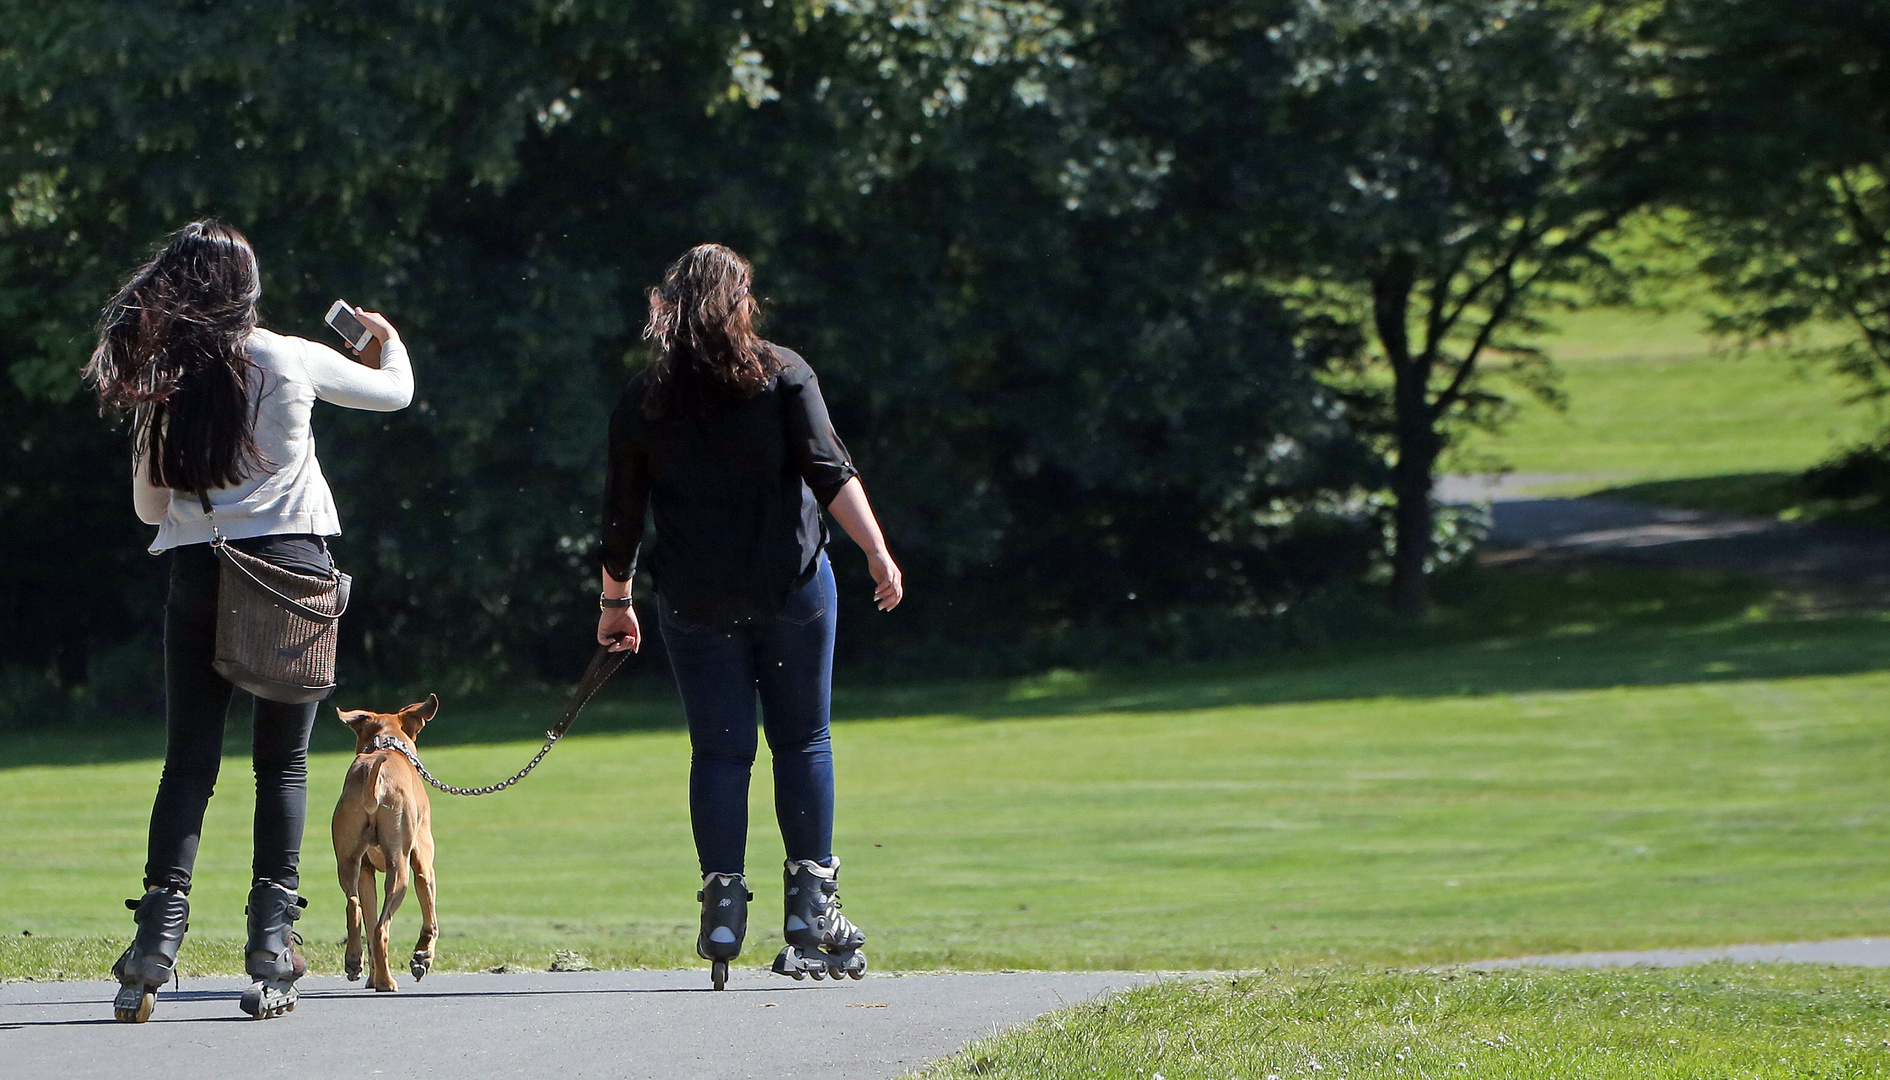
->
[0, 0, 1868, 705]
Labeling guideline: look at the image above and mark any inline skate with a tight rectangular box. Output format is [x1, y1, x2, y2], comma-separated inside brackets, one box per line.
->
[238, 881, 307, 1019]
[770, 857, 866, 982]
[110, 886, 189, 1023]
[698, 872, 753, 990]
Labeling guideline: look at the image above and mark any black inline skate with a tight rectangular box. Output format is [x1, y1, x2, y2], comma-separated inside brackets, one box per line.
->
[238, 880, 307, 1019]
[770, 857, 866, 982]
[111, 886, 189, 1023]
[698, 872, 753, 990]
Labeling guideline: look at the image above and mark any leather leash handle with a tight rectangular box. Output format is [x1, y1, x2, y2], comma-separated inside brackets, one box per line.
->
[549, 644, 629, 740]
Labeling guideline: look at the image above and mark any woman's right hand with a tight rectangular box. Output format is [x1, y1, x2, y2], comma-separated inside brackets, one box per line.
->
[351, 310, 397, 368]
[598, 606, 641, 653]
[355, 310, 396, 344]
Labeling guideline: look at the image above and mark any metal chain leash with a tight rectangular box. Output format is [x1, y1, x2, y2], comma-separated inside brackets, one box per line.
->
[370, 734, 561, 797]
[366, 645, 628, 797]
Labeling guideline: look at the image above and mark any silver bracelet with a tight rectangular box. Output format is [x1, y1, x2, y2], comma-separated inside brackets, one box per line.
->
[599, 594, 634, 610]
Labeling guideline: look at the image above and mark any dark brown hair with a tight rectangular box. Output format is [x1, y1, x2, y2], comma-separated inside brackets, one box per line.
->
[641, 243, 781, 419]
[84, 220, 267, 492]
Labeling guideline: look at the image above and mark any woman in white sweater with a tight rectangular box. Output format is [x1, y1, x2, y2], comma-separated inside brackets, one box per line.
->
[84, 220, 413, 1022]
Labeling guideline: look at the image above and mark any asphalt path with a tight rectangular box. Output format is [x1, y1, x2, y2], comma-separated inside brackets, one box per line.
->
[1438, 473, 1890, 597]
[1478, 937, 1890, 970]
[10, 944, 1888, 1080]
[0, 968, 1159, 1080]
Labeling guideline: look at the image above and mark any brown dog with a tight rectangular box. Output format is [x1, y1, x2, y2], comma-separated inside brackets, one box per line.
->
[331, 695, 440, 992]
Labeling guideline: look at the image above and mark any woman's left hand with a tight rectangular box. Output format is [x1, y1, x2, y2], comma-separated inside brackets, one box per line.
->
[598, 606, 641, 652]
[867, 552, 903, 611]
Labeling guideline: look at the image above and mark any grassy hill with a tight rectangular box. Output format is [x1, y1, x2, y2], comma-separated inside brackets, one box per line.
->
[1449, 307, 1876, 490]
[6, 567, 1890, 980]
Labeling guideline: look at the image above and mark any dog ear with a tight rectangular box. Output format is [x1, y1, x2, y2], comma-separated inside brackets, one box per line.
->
[400, 693, 439, 736]
[337, 708, 374, 733]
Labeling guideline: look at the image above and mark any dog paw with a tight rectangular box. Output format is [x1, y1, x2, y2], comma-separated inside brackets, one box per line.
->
[410, 954, 431, 981]
[371, 978, 398, 993]
[345, 960, 362, 982]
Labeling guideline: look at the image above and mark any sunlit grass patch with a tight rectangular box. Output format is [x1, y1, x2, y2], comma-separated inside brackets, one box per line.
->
[916, 966, 1890, 1079]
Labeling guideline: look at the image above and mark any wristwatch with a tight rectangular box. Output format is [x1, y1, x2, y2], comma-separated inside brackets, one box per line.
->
[599, 593, 634, 610]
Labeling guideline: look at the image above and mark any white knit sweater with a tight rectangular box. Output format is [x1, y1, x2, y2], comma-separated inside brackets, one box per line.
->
[134, 327, 414, 552]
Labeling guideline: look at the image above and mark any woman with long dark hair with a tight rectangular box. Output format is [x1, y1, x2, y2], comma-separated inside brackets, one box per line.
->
[597, 243, 902, 989]
[86, 220, 413, 1021]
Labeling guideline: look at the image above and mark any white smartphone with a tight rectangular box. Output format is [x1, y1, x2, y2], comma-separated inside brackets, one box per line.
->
[323, 300, 375, 352]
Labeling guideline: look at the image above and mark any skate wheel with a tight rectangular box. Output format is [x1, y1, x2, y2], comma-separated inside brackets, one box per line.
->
[791, 969, 806, 981]
[848, 968, 865, 980]
[711, 960, 728, 990]
[114, 991, 155, 1023]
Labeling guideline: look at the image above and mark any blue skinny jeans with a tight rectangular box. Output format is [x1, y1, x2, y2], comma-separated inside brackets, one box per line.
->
[658, 554, 836, 877]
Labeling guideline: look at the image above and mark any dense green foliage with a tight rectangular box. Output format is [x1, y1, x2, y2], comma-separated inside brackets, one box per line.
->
[1, 0, 1884, 697]
[0, 1, 1389, 697]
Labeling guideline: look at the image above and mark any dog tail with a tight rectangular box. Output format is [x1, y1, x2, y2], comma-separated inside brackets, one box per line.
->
[360, 754, 394, 816]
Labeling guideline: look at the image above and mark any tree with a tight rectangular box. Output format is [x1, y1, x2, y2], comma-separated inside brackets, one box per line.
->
[0, 0, 1384, 695]
[1089, 0, 1666, 615]
[1657, 1, 1890, 403]
[1275, 1, 1675, 615]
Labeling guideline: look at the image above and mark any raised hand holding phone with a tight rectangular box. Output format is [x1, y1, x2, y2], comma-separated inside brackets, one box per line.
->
[323, 300, 397, 369]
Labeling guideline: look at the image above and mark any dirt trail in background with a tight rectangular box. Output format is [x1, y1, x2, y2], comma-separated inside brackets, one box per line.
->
[1439, 474, 1890, 603]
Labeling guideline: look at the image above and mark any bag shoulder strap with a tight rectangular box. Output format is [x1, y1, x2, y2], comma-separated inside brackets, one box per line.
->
[213, 543, 350, 622]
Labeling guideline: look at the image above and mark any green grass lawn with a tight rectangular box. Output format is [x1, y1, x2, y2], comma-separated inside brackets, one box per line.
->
[918, 967, 1890, 1079]
[1449, 308, 1877, 488]
[6, 567, 1890, 983]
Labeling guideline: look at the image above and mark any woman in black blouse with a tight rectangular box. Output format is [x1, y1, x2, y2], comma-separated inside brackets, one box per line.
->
[597, 244, 902, 988]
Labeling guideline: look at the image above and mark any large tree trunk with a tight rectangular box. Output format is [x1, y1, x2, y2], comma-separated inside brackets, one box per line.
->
[1388, 427, 1439, 618]
[1373, 255, 1437, 618]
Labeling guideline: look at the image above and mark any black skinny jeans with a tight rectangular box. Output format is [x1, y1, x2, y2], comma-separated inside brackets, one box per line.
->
[143, 536, 333, 895]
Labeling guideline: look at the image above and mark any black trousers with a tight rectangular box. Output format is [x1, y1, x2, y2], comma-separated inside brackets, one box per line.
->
[142, 535, 333, 895]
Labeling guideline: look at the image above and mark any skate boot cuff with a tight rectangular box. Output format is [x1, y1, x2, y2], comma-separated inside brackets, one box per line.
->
[113, 886, 191, 1005]
[244, 882, 308, 984]
[785, 857, 839, 879]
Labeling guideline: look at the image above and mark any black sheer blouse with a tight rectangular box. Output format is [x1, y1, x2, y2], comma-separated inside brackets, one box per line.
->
[600, 345, 859, 625]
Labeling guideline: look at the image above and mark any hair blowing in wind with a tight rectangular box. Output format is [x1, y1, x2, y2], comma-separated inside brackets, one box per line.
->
[642, 244, 781, 419]
[84, 220, 268, 493]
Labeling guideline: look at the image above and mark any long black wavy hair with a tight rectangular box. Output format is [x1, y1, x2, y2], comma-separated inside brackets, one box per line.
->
[641, 243, 783, 419]
[83, 220, 268, 492]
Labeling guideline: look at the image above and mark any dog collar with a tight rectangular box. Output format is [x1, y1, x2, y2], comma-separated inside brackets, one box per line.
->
[365, 735, 411, 755]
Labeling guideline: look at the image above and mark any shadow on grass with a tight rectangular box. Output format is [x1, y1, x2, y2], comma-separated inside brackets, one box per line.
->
[8, 565, 1890, 771]
[1595, 471, 1890, 530]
